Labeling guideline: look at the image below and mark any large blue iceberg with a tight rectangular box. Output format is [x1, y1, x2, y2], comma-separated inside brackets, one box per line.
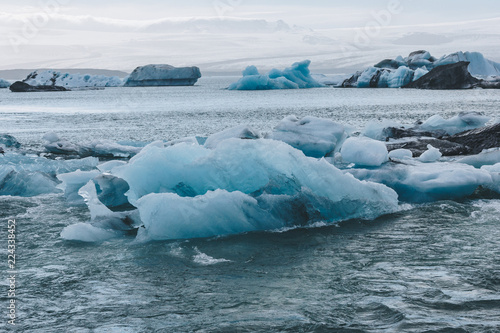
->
[228, 60, 324, 90]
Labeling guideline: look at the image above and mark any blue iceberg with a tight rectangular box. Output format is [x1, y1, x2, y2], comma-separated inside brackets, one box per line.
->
[228, 60, 325, 90]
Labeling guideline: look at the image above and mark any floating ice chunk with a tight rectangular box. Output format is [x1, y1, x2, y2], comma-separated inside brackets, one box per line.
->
[0, 134, 21, 149]
[193, 247, 231, 265]
[419, 112, 490, 135]
[204, 125, 261, 149]
[228, 60, 324, 90]
[348, 162, 492, 202]
[137, 190, 283, 240]
[385, 66, 414, 88]
[57, 170, 101, 205]
[269, 115, 346, 158]
[124, 64, 201, 87]
[435, 51, 500, 77]
[43, 134, 142, 158]
[389, 149, 413, 160]
[60, 223, 117, 243]
[481, 163, 500, 193]
[166, 136, 205, 147]
[23, 70, 123, 88]
[97, 160, 128, 173]
[341, 137, 389, 167]
[458, 148, 500, 168]
[0, 78, 10, 88]
[0, 152, 98, 197]
[0, 166, 59, 197]
[94, 174, 131, 208]
[418, 145, 442, 163]
[413, 67, 429, 81]
[363, 120, 403, 141]
[113, 139, 399, 239]
[78, 181, 138, 230]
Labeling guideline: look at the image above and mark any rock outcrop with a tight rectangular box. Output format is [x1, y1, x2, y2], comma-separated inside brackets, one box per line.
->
[403, 62, 480, 90]
[9, 81, 68, 92]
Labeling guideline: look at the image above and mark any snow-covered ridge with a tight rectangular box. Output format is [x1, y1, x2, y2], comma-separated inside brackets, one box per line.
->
[23, 70, 123, 88]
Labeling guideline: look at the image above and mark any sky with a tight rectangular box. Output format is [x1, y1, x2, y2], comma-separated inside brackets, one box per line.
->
[1, 1, 500, 73]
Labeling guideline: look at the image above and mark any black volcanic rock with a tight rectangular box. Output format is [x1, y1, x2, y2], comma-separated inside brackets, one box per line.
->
[387, 139, 468, 157]
[9, 81, 68, 92]
[403, 61, 480, 90]
[382, 127, 443, 140]
[446, 123, 500, 155]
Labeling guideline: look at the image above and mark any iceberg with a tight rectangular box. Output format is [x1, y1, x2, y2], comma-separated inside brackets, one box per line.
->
[458, 148, 500, 168]
[418, 145, 442, 163]
[0, 152, 98, 197]
[419, 113, 490, 136]
[0, 78, 10, 88]
[388, 149, 413, 160]
[124, 64, 201, 87]
[23, 70, 123, 88]
[481, 163, 500, 194]
[110, 139, 398, 240]
[341, 137, 389, 167]
[268, 116, 346, 158]
[43, 133, 142, 158]
[228, 60, 324, 90]
[348, 162, 492, 203]
[342, 50, 500, 89]
[57, 170, 102, 205]
[204, 125, 261, 149]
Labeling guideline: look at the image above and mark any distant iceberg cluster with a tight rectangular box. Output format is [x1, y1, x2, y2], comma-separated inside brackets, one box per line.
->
[342, 50, 500, 89]
[2, 110, 499, 242]
[0, 78, 10, 88]
[228, 60, 324, 90]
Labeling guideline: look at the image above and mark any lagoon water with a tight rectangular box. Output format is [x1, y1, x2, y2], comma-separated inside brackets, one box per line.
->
[1, 77, 500, 332]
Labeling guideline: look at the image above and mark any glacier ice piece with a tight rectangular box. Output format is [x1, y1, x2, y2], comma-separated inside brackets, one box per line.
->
[419, 112, 490, 135]
[269, 116, 346, 158]
[124, 64, 201, 87]
[0, 78, 10, 88]
[60, 223, 118, 243]
[389, 149, 413, 160]
[43, 133, 142, 158]
[204, 125, 261, 149]
[0, 152, 98, 197]
[112, 139, 399, 239]
[341, 137, 389, 167]
[458, 148, 500, 168]
[418, 145, 442, 163]
[228, 60, 324, 90]
[481, 163, 500, 193]
[348, 162, 492, 202]
[57, 170, 101, 205]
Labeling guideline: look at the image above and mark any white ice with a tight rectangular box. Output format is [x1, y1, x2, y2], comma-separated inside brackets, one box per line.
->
[341, 137, 389, 167]
[268, 115, 346, 158]
[419, 112, 490, 135]
[23, 70, 123, 88]
[204, 125, 261, 149]
[418, 145, 442, 163]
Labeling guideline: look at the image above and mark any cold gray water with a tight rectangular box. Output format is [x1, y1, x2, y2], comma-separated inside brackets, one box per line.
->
[1, 77, 500, 332]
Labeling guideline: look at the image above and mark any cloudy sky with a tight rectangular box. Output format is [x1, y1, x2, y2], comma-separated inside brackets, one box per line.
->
[1, 1, 500, 73]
